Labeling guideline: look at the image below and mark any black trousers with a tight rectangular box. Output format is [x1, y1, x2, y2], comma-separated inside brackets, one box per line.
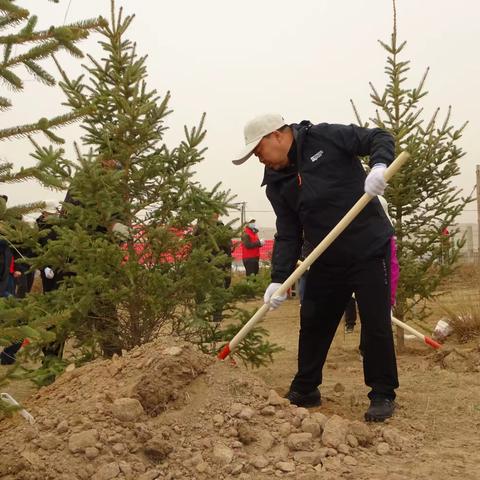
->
[243, 257, 259, 276]
[39, 270, 66, 358]
[40, 269, 62, 293]
[212, 271, 232, 322]
[15, 271, 35, 298]
[290, 244, 398, 400]
[0, 342, 22, 365]
[344, 296, 357, 328]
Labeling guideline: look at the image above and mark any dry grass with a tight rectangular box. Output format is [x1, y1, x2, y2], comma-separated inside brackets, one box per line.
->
[426, 263, 480, 336]
[438, 263, 480, 290]
[437, 294, 480, 343]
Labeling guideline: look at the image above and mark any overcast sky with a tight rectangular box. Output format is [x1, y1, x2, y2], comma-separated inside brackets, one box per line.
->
[2, 0, 479, 228]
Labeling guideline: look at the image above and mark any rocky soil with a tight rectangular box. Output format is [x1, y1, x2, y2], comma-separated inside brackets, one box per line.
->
[0, 336, 414, 480]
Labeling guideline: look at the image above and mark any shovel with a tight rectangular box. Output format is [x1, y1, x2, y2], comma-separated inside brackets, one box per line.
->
[219, 151, 410, 359]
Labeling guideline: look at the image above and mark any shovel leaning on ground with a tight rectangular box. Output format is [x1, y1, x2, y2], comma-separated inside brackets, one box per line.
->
[218, 151, 412, 360]
[391, 316, 441, 349]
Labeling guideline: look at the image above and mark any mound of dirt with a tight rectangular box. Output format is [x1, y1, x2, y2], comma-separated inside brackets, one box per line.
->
[0, 337, 412, 480]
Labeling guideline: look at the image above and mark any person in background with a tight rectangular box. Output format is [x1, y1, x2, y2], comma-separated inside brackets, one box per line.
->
[34, 204, 67, 361]
[344, 297, 357, 333]
[0, 196, 25, 365]
[0, 195, 16, 298]
[59, 158, 127, 358]
[241, 218, 264, 276]
[36, 204, 62, 294]
[0, 237, 23, 365]
[13, 244, 35, 299]
[211, 213, 233, 322]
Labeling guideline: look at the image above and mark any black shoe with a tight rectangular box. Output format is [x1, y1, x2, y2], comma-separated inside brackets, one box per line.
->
[285, 388, 321, 408]
[0, 351, 16, 365]
[364, 397, 395, 422]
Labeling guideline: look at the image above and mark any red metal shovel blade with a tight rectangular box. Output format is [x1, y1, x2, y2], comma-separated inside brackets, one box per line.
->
[217, 344, 231, 360]
[424, 336, 441, 349]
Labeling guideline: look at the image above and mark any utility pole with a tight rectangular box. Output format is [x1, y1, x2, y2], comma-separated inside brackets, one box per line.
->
[232, 202, 247, 226]
[477, 165, 480, 262]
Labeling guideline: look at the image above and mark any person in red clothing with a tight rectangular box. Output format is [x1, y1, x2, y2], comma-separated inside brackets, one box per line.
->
[440, 226, 450, 264]
[241, 219, 264, 276]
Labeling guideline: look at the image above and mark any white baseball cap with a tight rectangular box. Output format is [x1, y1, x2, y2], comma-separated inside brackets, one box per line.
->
[232, 113, 286, 165]
[43, 199, 61, 213]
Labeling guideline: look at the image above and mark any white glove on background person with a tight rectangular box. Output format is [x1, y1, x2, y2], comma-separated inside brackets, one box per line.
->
[364, 163, 387, 196]
[259, 238, 265, 246]
[263, 282, 287, 310]
[44, 267, 54, 279]
[112, 222, 130, 239]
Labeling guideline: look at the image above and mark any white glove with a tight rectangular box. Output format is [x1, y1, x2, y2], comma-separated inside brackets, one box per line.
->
[263, 282, 287, 310]
[364, 163, 387, 196]
[44, 267, 54, 279]
[259, 238, 265, 246]
[112, 222, 130, 239]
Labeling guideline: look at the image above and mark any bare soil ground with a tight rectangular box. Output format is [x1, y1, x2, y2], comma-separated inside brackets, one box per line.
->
[1, 268, 479, 479]
[255, 296, 480, 479]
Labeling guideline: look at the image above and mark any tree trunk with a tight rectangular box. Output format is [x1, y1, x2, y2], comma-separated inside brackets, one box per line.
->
[396, 324, 405, 352]
[394, 303, 406, 353]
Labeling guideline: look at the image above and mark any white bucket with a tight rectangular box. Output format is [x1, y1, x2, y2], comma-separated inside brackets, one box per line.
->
[433, 319, 452, 341]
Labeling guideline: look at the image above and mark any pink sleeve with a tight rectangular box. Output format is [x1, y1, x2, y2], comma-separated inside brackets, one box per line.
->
[390, 237, 399, 306]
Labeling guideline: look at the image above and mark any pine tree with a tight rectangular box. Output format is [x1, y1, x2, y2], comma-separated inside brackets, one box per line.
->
[350, 0, 472, 349]
[0, 0, 104, 142]
[10, 1, 280, 374]
[0, 0, 104, 283]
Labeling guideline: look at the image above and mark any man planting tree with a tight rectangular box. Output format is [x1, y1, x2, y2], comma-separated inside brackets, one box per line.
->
[232, 113, 398, 422]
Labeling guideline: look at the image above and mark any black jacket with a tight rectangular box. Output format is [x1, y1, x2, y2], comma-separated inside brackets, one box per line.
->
[263, 121, 394, 283]
[0, 240, 13, 294]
